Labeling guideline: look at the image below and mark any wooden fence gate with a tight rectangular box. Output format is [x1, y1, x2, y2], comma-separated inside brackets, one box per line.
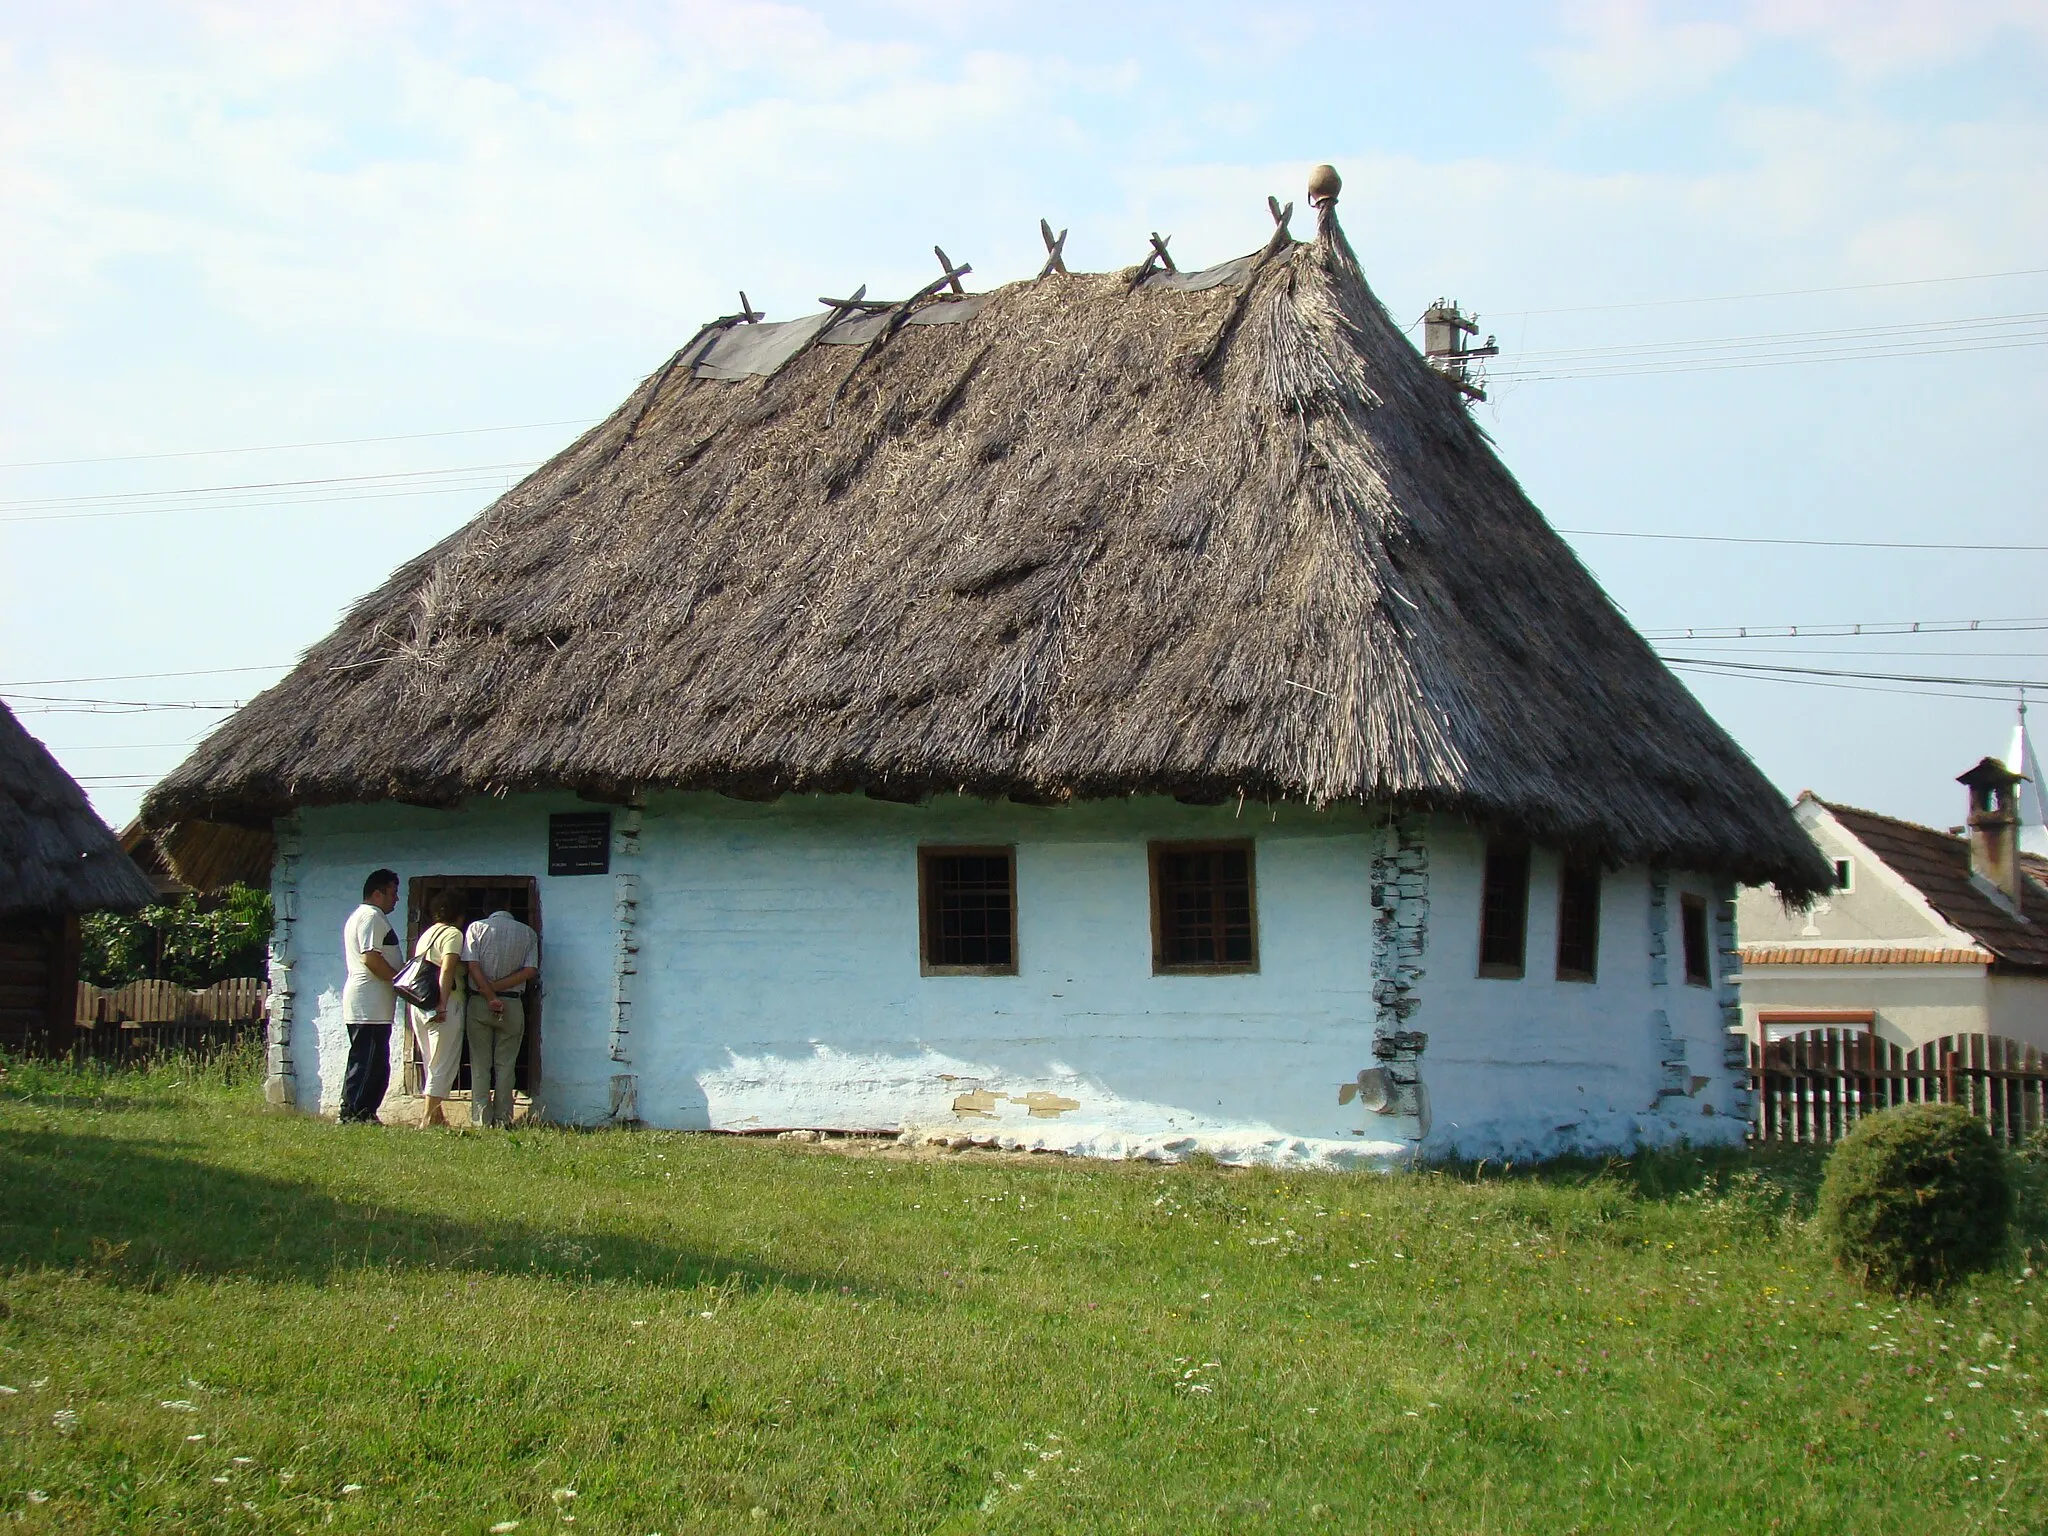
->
[1750, 1029, 2048, 1147]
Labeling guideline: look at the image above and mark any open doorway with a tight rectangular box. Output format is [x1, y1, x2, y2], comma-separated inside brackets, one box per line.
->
[403, 876, 542, 1099]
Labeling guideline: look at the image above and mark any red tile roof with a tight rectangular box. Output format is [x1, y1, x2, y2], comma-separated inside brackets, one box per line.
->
[1819, 800, 2048, 972]
[1739, 943, 1989, 966]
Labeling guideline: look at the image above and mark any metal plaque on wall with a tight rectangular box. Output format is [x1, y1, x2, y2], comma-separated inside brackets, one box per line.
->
[548, 812, 612, 876]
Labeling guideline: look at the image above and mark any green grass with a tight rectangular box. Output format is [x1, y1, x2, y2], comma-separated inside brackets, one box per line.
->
[2, 1052, 2045, 1534]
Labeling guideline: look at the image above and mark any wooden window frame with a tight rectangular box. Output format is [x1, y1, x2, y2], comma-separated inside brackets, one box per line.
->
[1679, 892, 1712, 988]
[918, 846, 1019, 977]
[1554, 859, 1601, 983]
[1149, 840, 1259, 976]
[1477, 841, 1530, 980]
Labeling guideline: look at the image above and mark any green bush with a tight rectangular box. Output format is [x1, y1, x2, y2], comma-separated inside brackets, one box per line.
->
[1817, 1103, 2010, 1292]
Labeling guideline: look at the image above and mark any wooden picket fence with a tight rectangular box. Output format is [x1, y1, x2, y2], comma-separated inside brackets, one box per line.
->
[1750, 1029, 2048, 1147]
[69, 977, 267, 1063]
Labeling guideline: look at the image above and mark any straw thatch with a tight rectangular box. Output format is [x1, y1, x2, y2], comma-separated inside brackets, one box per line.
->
[145, 195, 1830, 897]
[1, 701, 155, 919]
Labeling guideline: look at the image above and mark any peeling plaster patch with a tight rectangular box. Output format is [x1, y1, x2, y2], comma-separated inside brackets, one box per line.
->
[312, 989, 347, 1114]
[1014, 1091, 1082, 1118]
[697, 1044, 1406, 1168]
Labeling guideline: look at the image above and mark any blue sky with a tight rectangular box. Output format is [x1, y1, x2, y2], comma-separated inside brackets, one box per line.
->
[3, 0, 2044, 833]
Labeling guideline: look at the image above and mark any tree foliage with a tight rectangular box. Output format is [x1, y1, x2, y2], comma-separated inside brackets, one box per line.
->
[79, 885, 273, 988]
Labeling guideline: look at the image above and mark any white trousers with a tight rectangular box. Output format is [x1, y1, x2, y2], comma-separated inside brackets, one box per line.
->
[412, 996, 467, 1099]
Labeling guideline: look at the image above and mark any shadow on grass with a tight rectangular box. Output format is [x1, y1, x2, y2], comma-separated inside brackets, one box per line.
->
[0, 1124, 858, 1297]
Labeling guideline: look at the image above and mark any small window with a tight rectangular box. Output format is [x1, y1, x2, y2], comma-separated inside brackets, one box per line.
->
[1150, 842, 1257, 973]
[1555, 860, 1601, 982]
[1680, 893, 1711, 987]
[1832, 857, 1853, 893]
[919, 848, 1016, 975]
[1478, 842, 1530, 978]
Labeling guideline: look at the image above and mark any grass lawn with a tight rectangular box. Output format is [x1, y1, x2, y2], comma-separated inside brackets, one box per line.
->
[2, 1052, 2044, 1534]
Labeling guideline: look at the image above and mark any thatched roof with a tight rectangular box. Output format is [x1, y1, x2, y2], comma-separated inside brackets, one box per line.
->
[144, 187, 1830, 898]
[1, 700, 155, 919]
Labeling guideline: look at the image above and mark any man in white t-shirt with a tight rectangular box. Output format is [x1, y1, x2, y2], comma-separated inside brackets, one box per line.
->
[463, 908, 539, 1128]
[339, 868, 403, 1124]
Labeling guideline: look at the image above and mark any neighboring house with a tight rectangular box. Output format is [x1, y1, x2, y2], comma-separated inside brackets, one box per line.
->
[0, 701, 156, 1052]
[1737, 759, 2048, 1053]
[142, 170, 1826, 1163]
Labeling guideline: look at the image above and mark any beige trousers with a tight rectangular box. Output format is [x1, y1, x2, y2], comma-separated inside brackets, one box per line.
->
[465, 993, 525, 1127]
[412, 993, 467, 1099]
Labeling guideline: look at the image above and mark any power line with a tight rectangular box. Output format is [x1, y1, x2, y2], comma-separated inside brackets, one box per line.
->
[0, 664, 288, 687]
[3, 698, 245, 715]
[1562, 528, 2046, 553]
[1658, 656, 2047, 689]
[1492, 264, 2048, 320]
[0, 460, 538, 512]
[1639, 616, 2048, 641]
[40, 742, 202, 752]
[1490, 333, 2048, 383]
[1509, 309, 2048, 365]
[1665, 645, 2048, 659]
[0, 419, 596, 472]
[1663, 663, 2010, 704]
[0, 475, 528, 526]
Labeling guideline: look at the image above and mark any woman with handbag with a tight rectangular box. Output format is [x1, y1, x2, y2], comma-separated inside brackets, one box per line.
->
[407, 891, 469, 1128]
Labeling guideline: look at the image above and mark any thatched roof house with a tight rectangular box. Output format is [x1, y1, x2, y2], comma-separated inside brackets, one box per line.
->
[143, 172, 1823, 1159]
[147, 193, 1823, 897]
[2, 700, 154, 1051]
[3, 701, 154, 921]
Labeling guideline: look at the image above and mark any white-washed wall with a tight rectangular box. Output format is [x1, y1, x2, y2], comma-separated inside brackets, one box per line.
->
[1412, 821, 1743, 1159]
[278, 794, 1746, 1162]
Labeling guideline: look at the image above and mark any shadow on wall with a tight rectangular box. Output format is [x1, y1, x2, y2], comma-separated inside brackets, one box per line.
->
[0, 1126, 869, 1297]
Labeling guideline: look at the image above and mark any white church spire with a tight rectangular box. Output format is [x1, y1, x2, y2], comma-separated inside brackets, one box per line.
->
[2009, 694, 2048, 858]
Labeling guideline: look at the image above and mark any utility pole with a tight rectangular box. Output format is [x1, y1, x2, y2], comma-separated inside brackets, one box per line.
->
[1422, 299, 1499, 404]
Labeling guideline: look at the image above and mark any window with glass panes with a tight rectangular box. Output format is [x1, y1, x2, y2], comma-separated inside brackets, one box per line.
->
[1150, 842, 1257, 973]
[919, 848, 1016, 974]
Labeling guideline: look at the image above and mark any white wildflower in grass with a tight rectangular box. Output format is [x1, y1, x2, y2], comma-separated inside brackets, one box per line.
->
[211, 1476, 230, 1485]
[340, 1483, 364, 1495]
[552, 1488, 577, 1503]
[490, 1521, 521, 1533]
[26, 1491, 48, 1505]
[231, 1457, 254, 1466]
[160, 1400, 199, 1412]
[699, 1311, 715, 1320]
[51, 1409, 78, 1433]
[186, 1433, 206, 1442]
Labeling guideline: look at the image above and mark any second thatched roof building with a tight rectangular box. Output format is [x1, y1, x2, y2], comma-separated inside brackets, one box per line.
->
[144, 169, 1827, 1159]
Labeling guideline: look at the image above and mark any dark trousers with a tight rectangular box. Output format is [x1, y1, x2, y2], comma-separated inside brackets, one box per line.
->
[340, 1020, 391, 1123]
